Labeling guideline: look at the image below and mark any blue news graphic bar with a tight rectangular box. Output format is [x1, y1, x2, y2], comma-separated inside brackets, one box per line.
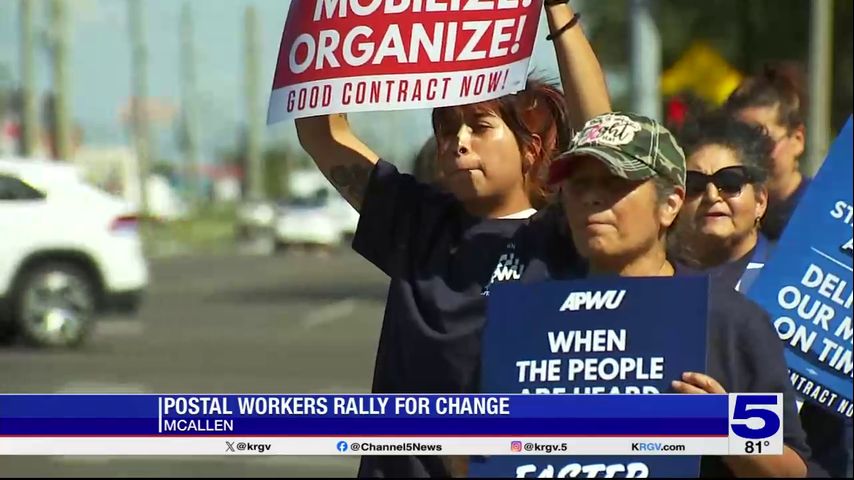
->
[0, 394, 730, 436]
[0, 417, 728, 436]
[0, 394, 726, 418]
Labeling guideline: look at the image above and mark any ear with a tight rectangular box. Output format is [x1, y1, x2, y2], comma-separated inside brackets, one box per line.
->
[754, 184, 769, 221]
[522, 134, 543, 174]
[659, 185, 685, 229]
[790, 124, 806, 158]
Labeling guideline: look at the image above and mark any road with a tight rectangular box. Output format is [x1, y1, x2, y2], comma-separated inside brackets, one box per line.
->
[0, 250, 389, 477]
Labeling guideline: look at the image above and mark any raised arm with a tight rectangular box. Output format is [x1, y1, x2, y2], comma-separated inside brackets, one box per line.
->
[545, 1, 612, 131]
[295, 114, 380, 212]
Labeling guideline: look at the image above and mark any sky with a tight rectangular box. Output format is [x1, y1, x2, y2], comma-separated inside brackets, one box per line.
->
[0, 0, 580, 167]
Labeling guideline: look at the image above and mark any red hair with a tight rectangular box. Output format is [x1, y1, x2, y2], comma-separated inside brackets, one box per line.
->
[430, 78, 570, 209]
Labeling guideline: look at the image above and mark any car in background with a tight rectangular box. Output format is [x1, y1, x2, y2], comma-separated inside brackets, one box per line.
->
[326, 194, 360, 240]
[234, 198, 277, 244]
[0, 158, 149, 348]
[273, 190, 359, 250]
[260, 167, 359, 251]
[233, 167, 360, 251]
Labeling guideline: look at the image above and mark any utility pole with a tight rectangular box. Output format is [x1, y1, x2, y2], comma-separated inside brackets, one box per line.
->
[629, 0, 661, 120]
[244, 6, 264, 200]
[128, 0, 151, 217]
[806, 0, 833, 176]
[20, 0, 38, 156]
[50, 0, 72, 160]
[180, 2, 200, 203]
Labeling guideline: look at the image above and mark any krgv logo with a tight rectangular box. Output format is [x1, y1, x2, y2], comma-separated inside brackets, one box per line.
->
[560, 289, 626, 312]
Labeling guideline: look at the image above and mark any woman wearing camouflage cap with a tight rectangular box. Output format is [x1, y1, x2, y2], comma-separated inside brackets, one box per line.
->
[546, 111, 809, 477]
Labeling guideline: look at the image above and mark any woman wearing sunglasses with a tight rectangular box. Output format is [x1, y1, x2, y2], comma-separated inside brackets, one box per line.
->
[671, 113, 773, 293]
[674, 114, 849, 478]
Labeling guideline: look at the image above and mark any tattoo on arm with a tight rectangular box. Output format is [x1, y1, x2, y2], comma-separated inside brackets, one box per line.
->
[329, 163, 372, 208]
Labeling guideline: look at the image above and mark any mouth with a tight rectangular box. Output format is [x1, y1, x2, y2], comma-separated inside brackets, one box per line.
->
[583, 220, 613, 232]
[703, 211, 729, 219]
[446, 166, 482, 177]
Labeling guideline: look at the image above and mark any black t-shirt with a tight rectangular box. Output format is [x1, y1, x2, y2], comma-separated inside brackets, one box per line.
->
[353, 160, 577, 477]
[352, 161, 809, 477]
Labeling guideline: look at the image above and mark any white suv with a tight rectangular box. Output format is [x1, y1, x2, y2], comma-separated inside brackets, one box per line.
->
[0, 158, 149, 348]
[272, 169, 360, 249]
[273, 192, 360, 249]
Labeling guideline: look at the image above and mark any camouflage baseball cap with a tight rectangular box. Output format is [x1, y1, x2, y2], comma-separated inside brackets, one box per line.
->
[548, 112, 686, 187]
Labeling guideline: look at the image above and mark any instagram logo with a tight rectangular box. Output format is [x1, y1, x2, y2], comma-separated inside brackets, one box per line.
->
[511, 441, 522, 452]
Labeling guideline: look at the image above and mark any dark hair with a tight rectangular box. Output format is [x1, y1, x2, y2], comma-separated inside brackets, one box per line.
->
[679, 111, 774, 183]
[653, 175, 677, 205]
[431, 77, 570, 209]
[724, 62, 807, 132]
[669, 112, 774, 268]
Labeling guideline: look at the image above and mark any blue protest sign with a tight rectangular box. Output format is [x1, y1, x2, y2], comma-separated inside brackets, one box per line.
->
[748, 117, 853, 419]
[470, 276, 710, 478]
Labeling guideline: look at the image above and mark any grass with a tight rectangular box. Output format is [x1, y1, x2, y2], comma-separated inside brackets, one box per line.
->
[142, 204, 239, 257]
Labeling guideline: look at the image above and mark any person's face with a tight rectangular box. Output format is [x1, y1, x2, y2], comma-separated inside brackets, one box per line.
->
[558, 156, 682, 262]
[736, 105, 804, 179]
[681, 145, 768, 245]
[435, 109, 529, 205]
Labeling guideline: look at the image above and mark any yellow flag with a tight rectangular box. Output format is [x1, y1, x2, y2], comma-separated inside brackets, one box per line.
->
[661, 41, 743, 105]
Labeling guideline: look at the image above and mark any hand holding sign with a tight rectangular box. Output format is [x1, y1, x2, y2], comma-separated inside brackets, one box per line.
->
[268, 0, 542, 123]
[672, 372, 728, 395]
[472, 277, 710, 477]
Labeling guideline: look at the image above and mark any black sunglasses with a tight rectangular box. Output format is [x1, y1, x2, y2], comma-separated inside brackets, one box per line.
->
[685, 166, 759, 198]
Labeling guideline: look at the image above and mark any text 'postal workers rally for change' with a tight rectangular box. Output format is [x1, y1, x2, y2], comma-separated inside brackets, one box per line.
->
[268, 0, 541, 121]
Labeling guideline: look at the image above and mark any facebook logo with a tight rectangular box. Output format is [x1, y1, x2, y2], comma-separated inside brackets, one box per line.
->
[336, 441, 348, 452]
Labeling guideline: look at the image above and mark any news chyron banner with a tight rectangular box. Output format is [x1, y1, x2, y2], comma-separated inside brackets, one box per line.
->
[0, 394, 783, 458]
[473, 276, 710, 477]
[748, 116, 853, 419]
[267, 0, 541, 123]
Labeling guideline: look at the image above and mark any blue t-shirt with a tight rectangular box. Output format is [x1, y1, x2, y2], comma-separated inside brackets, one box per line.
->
[352, 161, 810, 478]
[705, 234, 772, 294]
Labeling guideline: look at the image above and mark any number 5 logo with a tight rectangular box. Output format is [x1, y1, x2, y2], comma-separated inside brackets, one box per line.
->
[731, 395, 781, 439]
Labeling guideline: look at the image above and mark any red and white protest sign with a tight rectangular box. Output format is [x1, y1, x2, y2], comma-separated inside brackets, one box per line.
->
[267, 0, 542, 123]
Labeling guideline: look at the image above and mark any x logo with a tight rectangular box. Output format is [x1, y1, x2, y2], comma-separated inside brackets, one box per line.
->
[225, 441, 235, 452]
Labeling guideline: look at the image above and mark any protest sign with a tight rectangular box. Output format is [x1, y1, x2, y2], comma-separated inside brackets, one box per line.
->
[267, 0, 542, 123]
[470, 276, 710, 478]
[748, 116, 853, 419]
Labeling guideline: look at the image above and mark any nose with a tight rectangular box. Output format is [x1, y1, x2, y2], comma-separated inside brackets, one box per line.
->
[704, 181, 722, 202]
[455, 125, 472, 156]
[580, 187, 603, 208]
[562, 182, 602, 209]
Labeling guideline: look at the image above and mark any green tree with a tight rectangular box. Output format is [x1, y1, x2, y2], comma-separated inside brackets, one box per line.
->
[262, 146, 315, 199]
[221, 138, 314, 200]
